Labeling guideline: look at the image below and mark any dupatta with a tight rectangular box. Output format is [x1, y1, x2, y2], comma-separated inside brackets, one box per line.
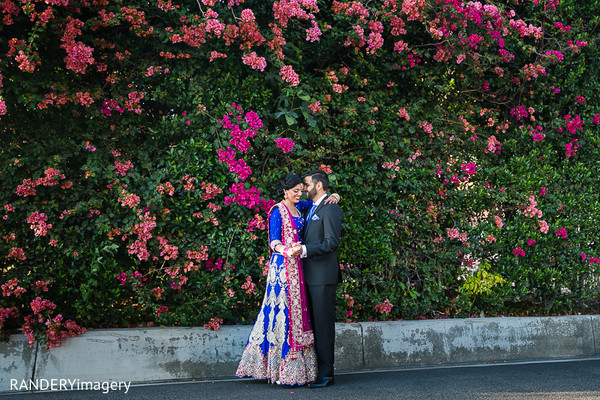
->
[268, 202, 314, 352]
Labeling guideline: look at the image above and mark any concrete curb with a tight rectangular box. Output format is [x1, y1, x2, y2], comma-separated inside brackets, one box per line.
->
[1, 315, 598, 392]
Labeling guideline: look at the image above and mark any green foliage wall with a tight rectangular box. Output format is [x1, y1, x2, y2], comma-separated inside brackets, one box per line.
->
[1, 0, 600, 346]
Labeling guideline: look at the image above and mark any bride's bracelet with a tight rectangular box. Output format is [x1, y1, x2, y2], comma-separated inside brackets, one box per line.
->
[270, 240, 282, 252]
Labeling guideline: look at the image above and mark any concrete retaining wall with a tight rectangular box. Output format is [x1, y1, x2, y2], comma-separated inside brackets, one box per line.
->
[2, 315, 599, 392]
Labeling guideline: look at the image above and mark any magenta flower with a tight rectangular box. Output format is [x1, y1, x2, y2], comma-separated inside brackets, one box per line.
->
[460, 162, 476, 175]
[533, 133, 545, 141]
[513, 247, 526, 257]
[275, 137, 295, 153]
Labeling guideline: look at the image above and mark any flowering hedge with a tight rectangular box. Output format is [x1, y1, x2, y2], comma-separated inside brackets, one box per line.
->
[1, 0, 600, 347]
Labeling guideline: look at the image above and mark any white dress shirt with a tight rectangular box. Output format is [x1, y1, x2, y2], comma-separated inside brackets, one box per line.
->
[301, 193, 327, 258]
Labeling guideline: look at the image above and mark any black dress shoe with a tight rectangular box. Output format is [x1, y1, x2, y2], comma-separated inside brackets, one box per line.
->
[308, 376, 334, 388]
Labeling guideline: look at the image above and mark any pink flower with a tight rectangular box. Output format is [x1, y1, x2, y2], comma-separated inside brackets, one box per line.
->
[157, 237, 179, 260]
[151, 287, 165, 299]
[275, 137, 295, 153]
[545, 50, 564, 62]
[461, 163, 476, 175]
[241, 276, 256, 294]
[63, 41, 95, 74]
[224, 183, 274, 212]
[533, 133, 545, 141]
[157, 306, 168, 317]
[394, 40, 409, 53]
[240, 9, 255, 22]
[223, 122, 251, 152]
[397, 108, 410, 121]
[487, 135, 501, 153]
[539, 220, 549, 234]
[565, 142, 579, 158]
[556, 227, 567, 239]
[306, 20, 322, 42]
[523, 195, 542, 218]
[2, 278, 27, 297]
[119, 193, 141, 208]
[117, 272, 128, 285]
[75, 92, 94, 107]
[319, 164, 332, 174]
[187, 247, 209, 262]
[244, 110, 263, 129]
[279, 65, 299, 86]
[241, 52, 267, 71]
[247, 214, 266, 232]
[27, 211, 52, 236]
[494, 216, 503, 229]
[527, 240, 536, 246]
[564, 114, 583, 134]
[446, 228, 460, 239]
[419, 120, 433, 134]
[308, 101, 322, 113]
[374, 299, 393, 314]
[513, 247, 526, 256]
[200, 182, 223, 200]
[156, 182, 175, 196]
[114, 160, 134, 176]
[203, 317, 223, 331]
[30, 296, 56, 314]
[31, 280, 50, 292]
[179, 174, 196, 190]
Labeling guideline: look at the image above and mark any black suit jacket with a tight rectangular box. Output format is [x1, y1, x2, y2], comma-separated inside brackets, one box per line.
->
[302, 196, 343, 286]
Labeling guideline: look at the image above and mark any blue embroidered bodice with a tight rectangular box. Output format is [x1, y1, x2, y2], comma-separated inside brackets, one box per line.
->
[269, 201, 312, 245]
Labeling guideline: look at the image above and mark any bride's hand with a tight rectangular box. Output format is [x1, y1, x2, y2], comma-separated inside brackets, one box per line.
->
[291, 242, 302, 257]
[324, 193, 340, 204]
[282, 244, 302, 258]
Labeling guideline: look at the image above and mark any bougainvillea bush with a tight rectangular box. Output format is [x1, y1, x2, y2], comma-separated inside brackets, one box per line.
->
[1, 0, 599, 346]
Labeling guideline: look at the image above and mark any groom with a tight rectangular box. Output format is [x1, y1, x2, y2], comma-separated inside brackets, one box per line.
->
[300, 169, 343, 388]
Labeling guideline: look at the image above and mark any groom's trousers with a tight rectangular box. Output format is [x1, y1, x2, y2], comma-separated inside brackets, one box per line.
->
[306, 283, 337, 379]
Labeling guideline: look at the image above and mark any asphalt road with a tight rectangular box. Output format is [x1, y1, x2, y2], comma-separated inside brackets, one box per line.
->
[3, 358, 600, 400]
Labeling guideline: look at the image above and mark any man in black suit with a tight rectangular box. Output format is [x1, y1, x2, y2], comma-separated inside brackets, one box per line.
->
[300, 170, 343, 388]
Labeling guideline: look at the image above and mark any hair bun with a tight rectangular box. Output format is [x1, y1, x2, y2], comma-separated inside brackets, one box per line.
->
[274, 173, 302, 198]
[275, 178, 287, 198]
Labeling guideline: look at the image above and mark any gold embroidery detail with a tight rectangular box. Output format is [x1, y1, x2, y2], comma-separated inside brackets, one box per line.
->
[236, 202, 316, 386]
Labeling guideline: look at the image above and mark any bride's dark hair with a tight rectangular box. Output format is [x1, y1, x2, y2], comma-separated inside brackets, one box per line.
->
[275, 173, 303, 198]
